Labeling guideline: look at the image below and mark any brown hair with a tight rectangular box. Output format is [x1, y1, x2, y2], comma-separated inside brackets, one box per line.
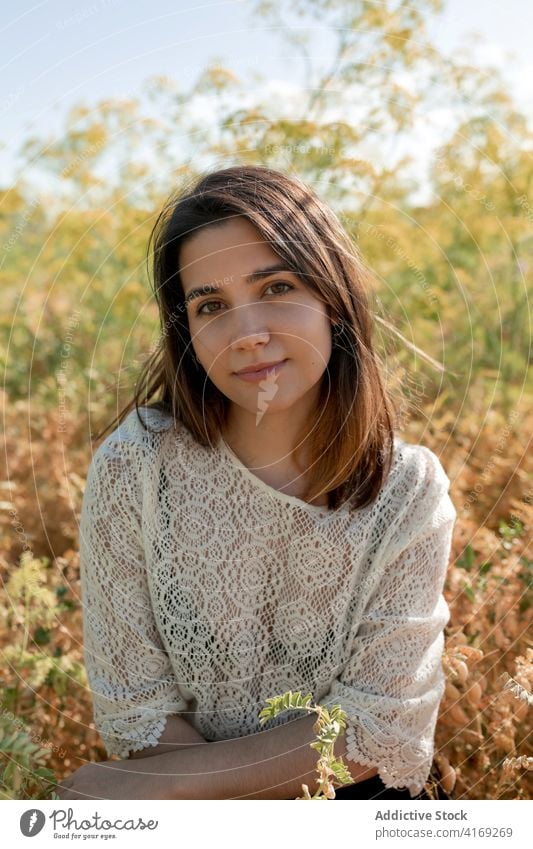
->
[94, 164, 397, 511]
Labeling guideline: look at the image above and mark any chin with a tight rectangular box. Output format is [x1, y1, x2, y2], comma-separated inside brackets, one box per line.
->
[245, 391, 309, 416]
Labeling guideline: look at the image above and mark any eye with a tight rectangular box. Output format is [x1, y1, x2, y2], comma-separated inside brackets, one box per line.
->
[195, 299, 222, 316]
[194, 281, 294, 316]
[268, 281, 293, 295]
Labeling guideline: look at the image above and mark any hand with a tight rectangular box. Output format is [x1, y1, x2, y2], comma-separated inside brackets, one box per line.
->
[54, 759, 175, 800]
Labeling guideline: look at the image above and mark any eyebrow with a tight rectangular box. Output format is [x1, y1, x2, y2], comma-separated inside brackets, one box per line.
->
[183, 263, 295, 307]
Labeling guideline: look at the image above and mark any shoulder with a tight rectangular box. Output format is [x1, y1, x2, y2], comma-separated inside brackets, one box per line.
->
[86, 405, 175, 490]
[389, 436, 452, 498]
[94, 405, 175, 457]
[379, 436, 456, 552]
[111, 404, 175, 439]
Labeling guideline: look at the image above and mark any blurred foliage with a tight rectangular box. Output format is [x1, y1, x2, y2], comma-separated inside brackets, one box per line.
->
[0, 553, 89, 799]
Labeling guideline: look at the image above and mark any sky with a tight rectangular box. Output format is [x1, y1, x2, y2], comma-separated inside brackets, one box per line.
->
[2, 0, 532, 190]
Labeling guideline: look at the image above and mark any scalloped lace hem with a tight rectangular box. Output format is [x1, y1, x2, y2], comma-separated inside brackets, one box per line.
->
[100, 713, 171, 760]
[344, 740, 430, 798]
[377, 765, 429, 798]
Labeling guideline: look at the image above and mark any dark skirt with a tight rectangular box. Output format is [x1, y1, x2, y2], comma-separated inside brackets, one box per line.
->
[333, 771, 450, 800]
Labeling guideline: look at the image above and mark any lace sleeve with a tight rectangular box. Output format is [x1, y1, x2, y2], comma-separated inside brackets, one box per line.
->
[79, 428, 188, 760]
[318, 447, 456, 797]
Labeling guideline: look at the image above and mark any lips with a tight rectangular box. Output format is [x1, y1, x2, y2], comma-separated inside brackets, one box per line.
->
[235, 359, 286, 375]
[233, 359, 288, 382]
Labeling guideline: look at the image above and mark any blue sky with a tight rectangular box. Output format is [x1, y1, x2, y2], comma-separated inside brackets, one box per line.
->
[2, 0, 532, 187]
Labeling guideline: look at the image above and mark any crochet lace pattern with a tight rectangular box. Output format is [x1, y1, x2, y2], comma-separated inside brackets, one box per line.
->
[79, 406, 456, 797]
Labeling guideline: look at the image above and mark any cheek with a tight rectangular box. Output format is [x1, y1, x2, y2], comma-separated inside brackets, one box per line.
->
[291, 307, 333, 364]
[190, 323, 226, 365]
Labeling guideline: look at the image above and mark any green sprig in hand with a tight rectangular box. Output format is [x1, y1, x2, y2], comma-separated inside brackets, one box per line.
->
[259, 691, 354, 799]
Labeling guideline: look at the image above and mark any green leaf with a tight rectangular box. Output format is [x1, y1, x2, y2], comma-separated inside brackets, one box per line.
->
[463, 584, 475, 602]
[33, 767, 55, 779]
[330, 759, 354, 784]
[34, 627, 51, 645]
[456, 545, 476, 571]
[1, 733, 21, 750]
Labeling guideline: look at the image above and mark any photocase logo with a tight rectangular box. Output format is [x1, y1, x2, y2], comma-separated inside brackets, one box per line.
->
[20, 809, 45, 837]
[256, 366, 282, 425]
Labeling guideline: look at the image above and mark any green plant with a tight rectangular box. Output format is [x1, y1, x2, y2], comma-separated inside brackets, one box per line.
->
[0, 550, 88, 799]
[0, 711, 57, 800]
[2, 551, 86, 714]
[259, 690, 354, 799]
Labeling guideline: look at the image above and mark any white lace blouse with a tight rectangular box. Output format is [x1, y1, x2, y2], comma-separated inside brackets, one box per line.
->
[79, 405, 456, 797]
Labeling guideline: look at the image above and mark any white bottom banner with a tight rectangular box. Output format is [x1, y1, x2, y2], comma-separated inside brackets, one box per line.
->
[3, 799, 530, 848]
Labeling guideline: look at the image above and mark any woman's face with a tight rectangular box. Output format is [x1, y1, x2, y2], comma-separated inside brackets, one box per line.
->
[179, 216, 334, 420]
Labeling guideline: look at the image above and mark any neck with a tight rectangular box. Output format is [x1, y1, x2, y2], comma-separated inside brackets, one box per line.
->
[221, 397, 324, 502]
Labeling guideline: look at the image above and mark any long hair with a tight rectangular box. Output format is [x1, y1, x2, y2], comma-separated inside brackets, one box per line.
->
[94, 164, 397, 511]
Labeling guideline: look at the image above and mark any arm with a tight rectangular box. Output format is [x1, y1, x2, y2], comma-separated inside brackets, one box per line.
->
[102, 711, 378, 799]
[316, 448, 457, 797]
[78, 423, 191, 760]
[128, 714, 208, 759]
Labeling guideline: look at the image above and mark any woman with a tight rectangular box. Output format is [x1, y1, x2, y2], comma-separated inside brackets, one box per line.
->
[56, 165, 456, 800]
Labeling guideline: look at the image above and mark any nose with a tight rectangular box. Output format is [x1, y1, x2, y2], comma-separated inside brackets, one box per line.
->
[229, 304, 271, 351]
[230, 326, 270, 351]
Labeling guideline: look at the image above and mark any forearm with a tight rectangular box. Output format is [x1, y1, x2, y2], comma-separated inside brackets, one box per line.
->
[118, 713, 378, 799]
[128, 714, 208, 759]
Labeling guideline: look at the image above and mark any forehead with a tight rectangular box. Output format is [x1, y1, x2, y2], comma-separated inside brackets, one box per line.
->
[179, 217, 279, 283]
